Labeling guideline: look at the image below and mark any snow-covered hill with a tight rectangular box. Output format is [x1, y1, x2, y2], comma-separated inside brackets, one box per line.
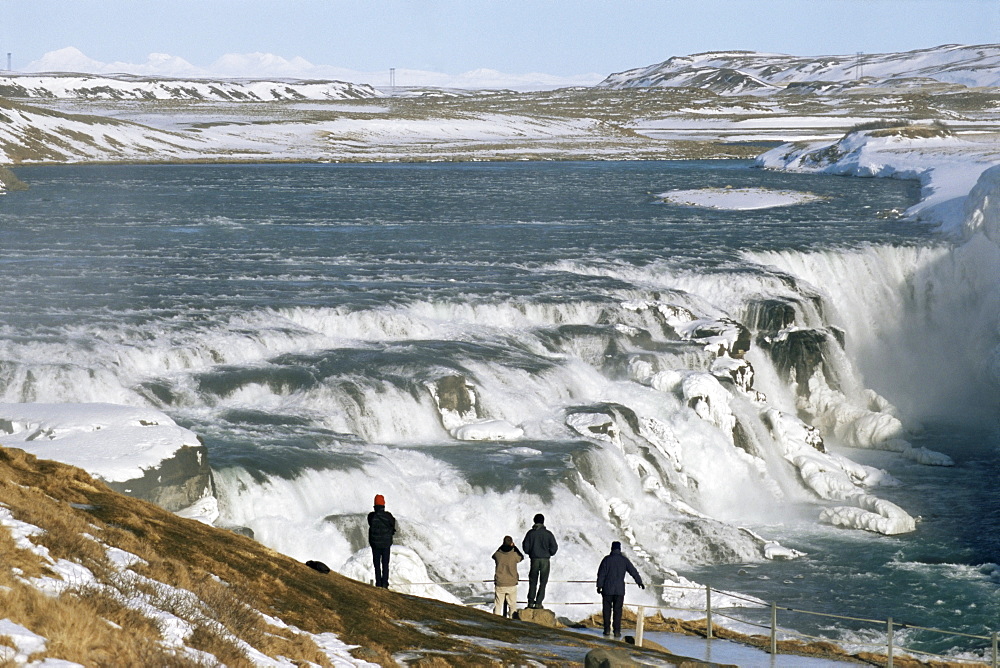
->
[0, 73, 379, 101]
[0, 98, 208, 162]
[599, 44, 1000, 94]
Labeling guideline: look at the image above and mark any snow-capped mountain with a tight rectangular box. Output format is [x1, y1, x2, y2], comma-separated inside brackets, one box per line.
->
[598, 44, 1000, 94]
[0, 73, 379, 101]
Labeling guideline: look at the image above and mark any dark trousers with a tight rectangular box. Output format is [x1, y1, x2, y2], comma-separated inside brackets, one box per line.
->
[602, 594, 625, 635]
[527, 558, 551, 607]
[371, 545, 391, 587]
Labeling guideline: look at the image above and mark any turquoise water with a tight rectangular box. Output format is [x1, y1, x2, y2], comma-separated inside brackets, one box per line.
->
[692, 423, 1000, 659]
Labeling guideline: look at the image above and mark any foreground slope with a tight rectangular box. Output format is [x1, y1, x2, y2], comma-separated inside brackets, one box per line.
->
[0, 446, 704, 666]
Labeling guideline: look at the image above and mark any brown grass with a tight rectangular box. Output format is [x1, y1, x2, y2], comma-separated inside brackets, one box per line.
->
[869, 123, 953, 139]
[0, 446, 692, 666]
[0, 574, 199, 666]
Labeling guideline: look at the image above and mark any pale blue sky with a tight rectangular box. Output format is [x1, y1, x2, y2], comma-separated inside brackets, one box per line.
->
[1, 0, 997, 82]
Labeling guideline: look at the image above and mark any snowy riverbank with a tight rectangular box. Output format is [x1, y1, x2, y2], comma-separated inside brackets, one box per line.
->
[756, 123, 1000, 236]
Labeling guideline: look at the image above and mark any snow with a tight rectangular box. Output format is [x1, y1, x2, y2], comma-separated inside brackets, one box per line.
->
[0, 620, 48, 655]
[174, 495, 221, 525]
[819, 496, 914, 535]
[756, 130, 1000, 234]
[681, 373, 738, 442]
[600, 44, 1000, 93]
[310, 633, 380, 667]
[763, 409, 918, 535]
[0, 620, 62, 666]
[0, 72, 377, 102]
[340, 546, 463, 604]
[567, 412, 622, 446]
[452, 419, 524, 441]
[960, 163, 1000, 242]
[639, 631, 857, 666]
[657, 187, 825, 210]
[0, 402, 202, 483]
[0, 506, 49, 558]
[105, 546, 146, 569]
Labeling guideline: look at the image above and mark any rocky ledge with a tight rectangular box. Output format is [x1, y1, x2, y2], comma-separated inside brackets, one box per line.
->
[0, 402, 213, 512]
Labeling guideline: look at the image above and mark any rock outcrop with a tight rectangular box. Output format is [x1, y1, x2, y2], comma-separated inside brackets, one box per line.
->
[0, 402, 214, 513]
[516, 607, 559, 627]
[106, 442, 212, 512]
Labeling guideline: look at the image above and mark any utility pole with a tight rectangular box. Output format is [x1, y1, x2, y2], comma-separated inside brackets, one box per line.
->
[7, 53, 11, 71]
[855, 52, 864, 80]
[389, 67, 396, 91]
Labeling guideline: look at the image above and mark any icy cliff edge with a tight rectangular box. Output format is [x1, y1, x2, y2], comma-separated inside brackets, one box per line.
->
[0, 403, 212, 512]
[756, 126, 1000, 235]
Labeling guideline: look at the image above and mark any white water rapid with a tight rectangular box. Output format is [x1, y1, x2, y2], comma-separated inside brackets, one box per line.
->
[2, 161, 998, 621]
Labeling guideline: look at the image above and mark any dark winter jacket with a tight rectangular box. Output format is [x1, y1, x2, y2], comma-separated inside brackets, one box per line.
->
[522, 523, 558, 559]
[596, 547, 643, 597]
[367, 506, 396, 549]
[492, 544, 524, 587]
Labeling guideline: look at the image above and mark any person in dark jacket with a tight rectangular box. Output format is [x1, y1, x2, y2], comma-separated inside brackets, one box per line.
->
[367, 494, 396, 588]
[491, 535, 523, 617]
[596, 540, 644, 638]
[521, 513, 558, 609]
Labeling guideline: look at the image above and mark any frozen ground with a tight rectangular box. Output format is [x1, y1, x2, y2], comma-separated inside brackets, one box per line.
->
[573, 628, 859, 666]
[645, 633, 858, 667]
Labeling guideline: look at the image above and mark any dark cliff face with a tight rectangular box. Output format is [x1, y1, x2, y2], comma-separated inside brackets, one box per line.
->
[106, 443, 213, 512]
[763, 329, 840, 395]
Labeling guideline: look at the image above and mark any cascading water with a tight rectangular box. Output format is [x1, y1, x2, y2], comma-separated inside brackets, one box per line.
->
[1, 160, 997, 656]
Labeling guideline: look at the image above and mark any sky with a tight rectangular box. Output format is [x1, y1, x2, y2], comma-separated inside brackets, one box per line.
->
[1, 0, 997, 88]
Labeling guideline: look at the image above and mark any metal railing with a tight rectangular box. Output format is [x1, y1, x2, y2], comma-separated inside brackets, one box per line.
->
[386, 577, 999, 666]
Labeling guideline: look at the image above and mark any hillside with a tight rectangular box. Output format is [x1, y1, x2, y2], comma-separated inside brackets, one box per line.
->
[0, 445, 711, 666]
[0, 97, 208, 163]
[0, 44, 997, 171]
[598, 44, 1000, 94]
[0, 73, 378, 102]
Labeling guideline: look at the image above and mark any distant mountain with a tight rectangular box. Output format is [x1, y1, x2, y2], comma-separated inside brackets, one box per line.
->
[598, 44, 1000, 94]
[0, 72, 379, 101]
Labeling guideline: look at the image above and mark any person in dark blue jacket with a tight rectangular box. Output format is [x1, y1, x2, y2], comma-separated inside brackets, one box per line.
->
[521, 513, 558, 608]
[596, 541, 644, 638]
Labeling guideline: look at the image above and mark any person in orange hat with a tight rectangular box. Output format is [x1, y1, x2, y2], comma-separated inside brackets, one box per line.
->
[367, 494, 396, 588]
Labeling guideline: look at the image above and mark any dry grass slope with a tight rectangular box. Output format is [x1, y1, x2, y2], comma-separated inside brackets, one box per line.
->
[0, 447, 694, 666]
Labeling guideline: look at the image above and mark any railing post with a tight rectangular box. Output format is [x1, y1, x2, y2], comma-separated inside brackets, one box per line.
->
[705, 585, 713, 639]
[636, 605, 645, 648]
[887, 617, 893, 668]
[992, 630, 997, 668]
[770, 601, 777, 655]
